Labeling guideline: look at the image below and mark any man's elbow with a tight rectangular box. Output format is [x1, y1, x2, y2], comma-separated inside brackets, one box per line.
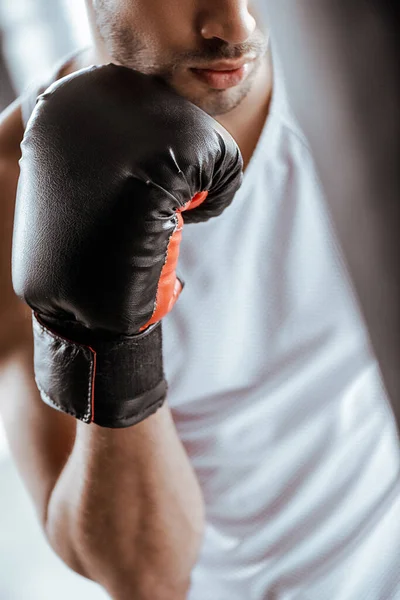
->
[43, 501, 92, 581]
[44, 524, 191, 600]
[44, 496, 192, 599]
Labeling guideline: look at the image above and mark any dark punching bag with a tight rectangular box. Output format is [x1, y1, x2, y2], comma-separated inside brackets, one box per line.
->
[265, 1, 400, 439]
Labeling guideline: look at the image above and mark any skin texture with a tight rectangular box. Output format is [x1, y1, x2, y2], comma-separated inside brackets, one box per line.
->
[86, 1, 273, 168]
[90, 0, 268, 116]
[0, 2, 273, 598]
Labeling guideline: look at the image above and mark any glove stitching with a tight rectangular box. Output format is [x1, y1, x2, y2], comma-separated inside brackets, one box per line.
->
[33, 316, 89, 352]
[35, 378, 91, 422]
[33, 314, 93, 422]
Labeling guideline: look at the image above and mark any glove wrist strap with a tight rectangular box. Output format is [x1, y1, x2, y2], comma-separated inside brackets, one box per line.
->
[32, 312, 166, 428]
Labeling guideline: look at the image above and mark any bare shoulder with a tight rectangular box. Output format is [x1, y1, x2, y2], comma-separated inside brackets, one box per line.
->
[62, 46, 96, 77]
[0, 98, 24, 163]
[0, 46, 94, 161]
[0, 99, 28, 358]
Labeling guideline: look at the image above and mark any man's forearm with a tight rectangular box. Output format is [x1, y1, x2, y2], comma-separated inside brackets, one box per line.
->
[45, 401, 205, 599]
[1, 97, 205, 599]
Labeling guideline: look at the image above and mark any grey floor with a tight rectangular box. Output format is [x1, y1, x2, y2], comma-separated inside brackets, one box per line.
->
[0, 436, 109, 600]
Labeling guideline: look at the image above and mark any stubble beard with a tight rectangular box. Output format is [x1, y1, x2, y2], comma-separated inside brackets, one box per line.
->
[94, 7, 267, 116]
[160, 57, 264, 117]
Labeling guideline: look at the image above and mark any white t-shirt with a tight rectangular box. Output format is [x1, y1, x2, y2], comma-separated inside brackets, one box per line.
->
[22, 50, 400, 600]
[162, 54, 400, 599]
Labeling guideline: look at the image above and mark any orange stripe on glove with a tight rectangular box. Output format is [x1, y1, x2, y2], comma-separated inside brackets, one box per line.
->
[140, 191, 209, 330]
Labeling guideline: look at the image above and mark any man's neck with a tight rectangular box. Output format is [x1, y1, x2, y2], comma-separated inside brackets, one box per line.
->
[217, 51, 273, 170]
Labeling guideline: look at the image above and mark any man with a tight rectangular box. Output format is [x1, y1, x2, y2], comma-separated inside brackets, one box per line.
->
[0, 2, 399, 600]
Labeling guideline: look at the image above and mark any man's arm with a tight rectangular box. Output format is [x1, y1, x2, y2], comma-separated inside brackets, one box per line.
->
[0, 100, 204, 599]
[0, 100, 76, 525]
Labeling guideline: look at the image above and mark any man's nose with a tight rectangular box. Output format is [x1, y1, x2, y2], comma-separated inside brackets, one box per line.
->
[199, 1, 256, 45]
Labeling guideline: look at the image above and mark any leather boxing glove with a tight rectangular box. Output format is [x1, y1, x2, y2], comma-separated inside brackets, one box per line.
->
[12, 64, 243, 428]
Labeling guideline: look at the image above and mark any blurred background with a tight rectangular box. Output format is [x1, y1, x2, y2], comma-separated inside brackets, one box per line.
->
[0, 1, 108, 597]
[0, 0, 90, 100]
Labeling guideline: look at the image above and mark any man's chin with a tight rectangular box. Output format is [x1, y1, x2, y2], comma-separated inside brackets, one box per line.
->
[167, 66, 258, 117]
[179, 83, 251, 117]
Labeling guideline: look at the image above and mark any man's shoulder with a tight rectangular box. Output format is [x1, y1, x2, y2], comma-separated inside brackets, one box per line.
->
[19, 47, 94, 129]
[54, 47, 95, 80]
[0, 47, 93, 166]
[0, 100, 24, 164]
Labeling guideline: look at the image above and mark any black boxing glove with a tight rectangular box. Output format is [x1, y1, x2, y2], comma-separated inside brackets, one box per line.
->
[12, 64, 243, 428]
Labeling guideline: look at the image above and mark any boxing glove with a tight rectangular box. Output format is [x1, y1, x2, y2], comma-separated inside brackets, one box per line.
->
[12, 64, 243, 428]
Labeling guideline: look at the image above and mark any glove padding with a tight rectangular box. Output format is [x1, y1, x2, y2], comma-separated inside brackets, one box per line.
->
[12, 64, 243, 427]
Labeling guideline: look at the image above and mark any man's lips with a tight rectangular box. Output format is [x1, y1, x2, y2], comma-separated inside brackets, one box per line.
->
[190, 57, 255, 90]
